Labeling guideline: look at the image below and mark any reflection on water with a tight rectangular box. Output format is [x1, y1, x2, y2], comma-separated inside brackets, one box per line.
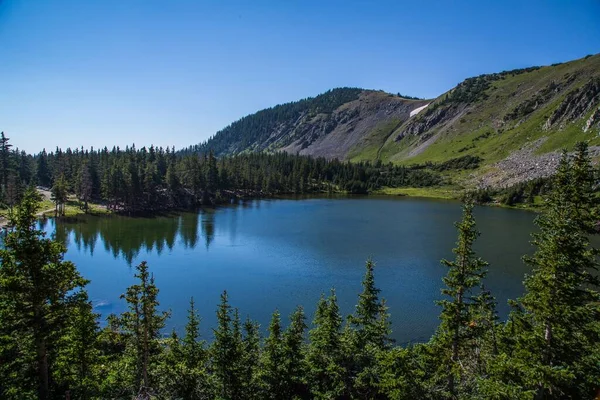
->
[52, 210, 216, 264]
[43, 197, 538, 343]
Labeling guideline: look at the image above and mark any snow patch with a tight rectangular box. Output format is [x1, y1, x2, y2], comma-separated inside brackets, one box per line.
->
[410, 104, 429, 117]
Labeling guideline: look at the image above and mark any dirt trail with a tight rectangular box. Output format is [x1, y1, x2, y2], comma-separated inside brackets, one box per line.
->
[0, 188, 55, 229]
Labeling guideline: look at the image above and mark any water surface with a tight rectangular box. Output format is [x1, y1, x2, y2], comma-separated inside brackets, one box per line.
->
[46, 196, 537, 343]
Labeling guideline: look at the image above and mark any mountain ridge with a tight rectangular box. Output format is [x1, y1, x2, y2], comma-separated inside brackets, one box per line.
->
[194, 53, 600, 187]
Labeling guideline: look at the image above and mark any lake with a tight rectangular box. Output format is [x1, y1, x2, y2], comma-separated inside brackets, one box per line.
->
[43, 196, 537, 344]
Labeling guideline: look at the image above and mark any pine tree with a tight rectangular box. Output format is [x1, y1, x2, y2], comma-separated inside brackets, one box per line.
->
[183, 297, 205, 368]
[211, 291, 244, 399]
[55, 296, 100, 400]
[119, 261, 170, 397]
[260, 309, 287, 397]
[160, 297, 209, 399]
[76, 162, 93, 212]
[51, 174, 68, 216]
[436, 202, 489, 399]
[282, 306, 309, 399]
[0, 189, 89, 400]
[347, 259, 392, 398]
[206, 150, 219, 194]
[165, 162, 180, 206]
[36, 149, 52, 188]
[306, 290, 347, 399]
[0, 132, 13, 188]
[240, 317, 261, 399]
[4, 173, 21, 211]
[507, 150, 600, 399]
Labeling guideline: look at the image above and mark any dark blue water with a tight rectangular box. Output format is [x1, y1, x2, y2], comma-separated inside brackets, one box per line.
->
[45, 196, 536, 343]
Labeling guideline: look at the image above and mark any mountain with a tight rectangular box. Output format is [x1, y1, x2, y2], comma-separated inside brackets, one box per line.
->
[196, 54, 600, 187]
[195, 88, 430, 160]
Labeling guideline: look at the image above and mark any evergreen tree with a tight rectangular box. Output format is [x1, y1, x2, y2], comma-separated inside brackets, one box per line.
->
[260, 309, 287, 397]
[119, 261, 170, 397]
[506, 151, 600, 399]
[206, 150, 219, 193]
[50, 175, 68, 216]
[306, 290, 347, 399]
[160, 297, 209, 399]
[282, 306, 309, 399]
[435, 202, 489, 399]
[4, 173, 21, 211]
[55, 296, 100, 400]
[0, 189, 89, 400]
[36, 149, 52, 188]
[0, 131, 13, 188]
[76, 162, 93, 212]
[347, 259, 392, 398]
[211, 291, 244, 399]
[240, 317, 261, 399]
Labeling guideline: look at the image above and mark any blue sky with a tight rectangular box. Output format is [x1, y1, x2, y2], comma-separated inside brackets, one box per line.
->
[1, 0, 599, 154]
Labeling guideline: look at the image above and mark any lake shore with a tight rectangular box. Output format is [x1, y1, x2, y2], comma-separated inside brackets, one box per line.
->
[0, 185, 542, 229]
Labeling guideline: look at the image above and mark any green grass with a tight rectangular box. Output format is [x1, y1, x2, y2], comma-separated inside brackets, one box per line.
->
[1, 198, 110, 222]
[59, 199, 110, 217]
[372, 186, 461, 200]
[536, 121, 600, 154]
[371, 54, 600, 184]
[348, 119, 402, 162]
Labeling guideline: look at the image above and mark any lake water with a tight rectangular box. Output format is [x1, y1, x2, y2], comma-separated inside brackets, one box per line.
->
[44, 196, 537, 344]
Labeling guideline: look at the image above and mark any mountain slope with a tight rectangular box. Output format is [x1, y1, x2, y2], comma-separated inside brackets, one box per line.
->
[197, 54, 600, 187]
[376, 53, 600, 186]
[197, 88, 430, 160]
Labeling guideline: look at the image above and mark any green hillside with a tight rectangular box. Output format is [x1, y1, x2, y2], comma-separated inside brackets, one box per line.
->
[381, 54, 600, 163]
[197, 54, 600, 188]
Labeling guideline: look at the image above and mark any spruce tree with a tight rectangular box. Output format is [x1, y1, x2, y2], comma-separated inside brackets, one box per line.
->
[282, 306, 309, 399]
[260, 309, 287, 397]
[211, 291, 244, 399]
[0, 189, 89, 400]
[306, 290, 346, 399]
[240, 317, 261, 399]
[50, 175, 68, 216]
[508, 150, 600, 399]
[119, 261, 169, 397]
[55, 296, 100, 400]
[183, 297, 206, 369]
[347, 259, 392, 398]
[436, 202, 489, 399]
[0, 132, 13, 188]
[160, 297, 209, 399]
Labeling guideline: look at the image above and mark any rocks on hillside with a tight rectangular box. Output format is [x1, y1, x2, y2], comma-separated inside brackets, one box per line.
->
[543, 78, 600, 130]
[395, 104, 464, 140]
[583, 106, 600, 132]
[474, 138, 600, 188]
[280, 92, 427, 159]
[503, 80, 567, 123]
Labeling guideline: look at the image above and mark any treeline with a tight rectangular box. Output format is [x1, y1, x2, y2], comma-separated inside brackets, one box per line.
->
[413, 155, 482, 172]
[0, 143, 598, 399]
[185, 88, 364, 156]
[469, 177, 552, 206]
[0, 132, 35, 209]
[0, 133, 442, 214]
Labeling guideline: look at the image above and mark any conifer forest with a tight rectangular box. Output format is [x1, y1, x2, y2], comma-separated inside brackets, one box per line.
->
[0, 141, 598, 399]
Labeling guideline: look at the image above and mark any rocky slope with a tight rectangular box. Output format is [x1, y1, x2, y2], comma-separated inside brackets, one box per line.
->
[197, 54, 600, 188]
[195, 88, 429, 161]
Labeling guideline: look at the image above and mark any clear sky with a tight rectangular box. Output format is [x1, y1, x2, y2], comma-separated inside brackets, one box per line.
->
[1, 0, 599, 154]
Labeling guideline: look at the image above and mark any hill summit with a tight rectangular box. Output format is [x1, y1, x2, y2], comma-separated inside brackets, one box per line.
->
[193, 54, 600, 187]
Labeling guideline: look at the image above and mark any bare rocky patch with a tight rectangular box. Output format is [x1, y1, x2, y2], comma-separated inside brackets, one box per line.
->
[473, 138, 600, 188]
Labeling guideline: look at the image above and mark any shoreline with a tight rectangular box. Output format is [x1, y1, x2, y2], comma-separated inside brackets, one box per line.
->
[0, 185, 543, 230]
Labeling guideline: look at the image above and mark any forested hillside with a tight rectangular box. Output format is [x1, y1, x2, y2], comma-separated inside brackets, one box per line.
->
[194, 54, 600, 188]
[188, 88, 430, 161]
[0, 132, 447, 215]
[0, 144, 598, 399]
